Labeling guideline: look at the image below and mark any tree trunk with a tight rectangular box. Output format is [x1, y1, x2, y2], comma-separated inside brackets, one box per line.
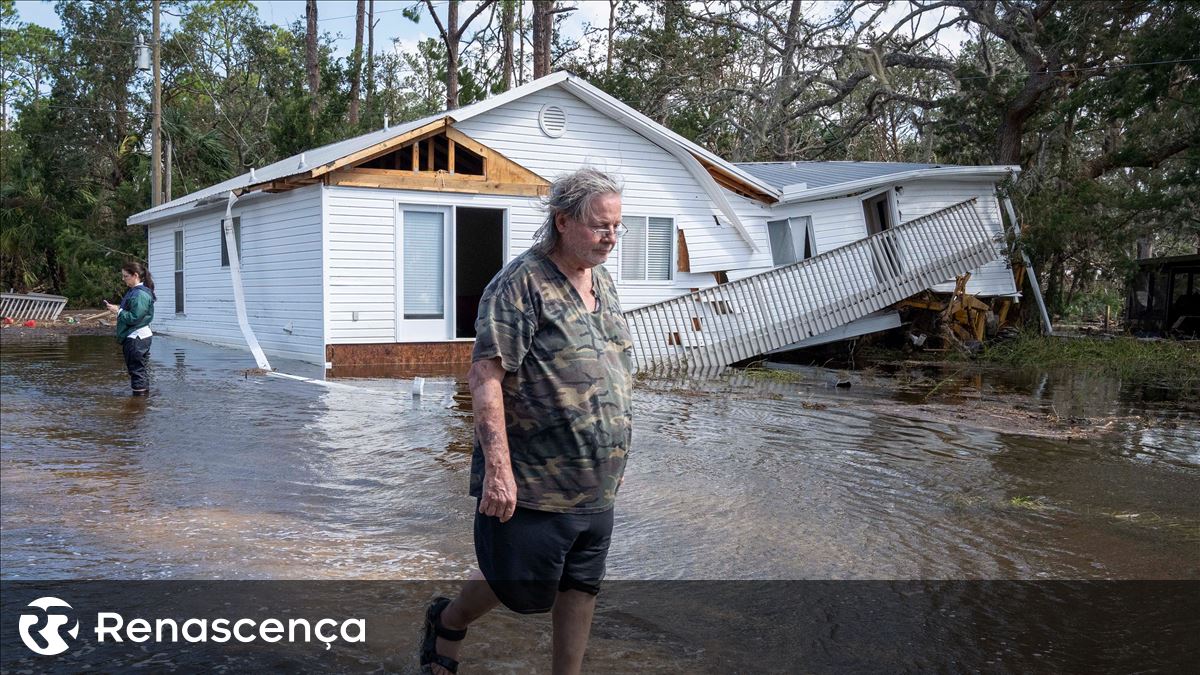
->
[501, 0, 515, 90]
[767, 0, 803, 158]
[1136, 236, 1153, 260]
[349, 0, 365, 125]
[305, 0, 319, 120]
[366, 0, 375, 114]
[427, 0, 495, 108]
[518, 0, 525, 84]
[996, 89, 1044, 165]
[1064, 263, 1084, 313]
[606, 0, 616, 75]
[445, 1, 461, 109]
[1044, 254, 1065, 318]
[46, 247, 62, 295]
[532, 0, 552, 79]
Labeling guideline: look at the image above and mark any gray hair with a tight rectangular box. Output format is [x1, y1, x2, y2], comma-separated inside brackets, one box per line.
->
[531, 168, 623, 255]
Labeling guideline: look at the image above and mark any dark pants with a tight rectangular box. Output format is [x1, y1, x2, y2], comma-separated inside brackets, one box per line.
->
[122, 336, 152, 392]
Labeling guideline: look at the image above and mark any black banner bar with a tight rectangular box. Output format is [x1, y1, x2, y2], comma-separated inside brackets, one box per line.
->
[3, 581, 1197, 673]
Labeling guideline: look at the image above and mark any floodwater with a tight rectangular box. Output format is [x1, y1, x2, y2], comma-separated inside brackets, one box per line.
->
[2, 334, 1198, 671]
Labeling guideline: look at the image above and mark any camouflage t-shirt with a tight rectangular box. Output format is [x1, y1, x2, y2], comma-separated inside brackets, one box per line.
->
[469, 248, 634, 514]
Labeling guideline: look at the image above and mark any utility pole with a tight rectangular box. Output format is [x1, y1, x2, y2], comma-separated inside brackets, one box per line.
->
[151, 0, 162, 206]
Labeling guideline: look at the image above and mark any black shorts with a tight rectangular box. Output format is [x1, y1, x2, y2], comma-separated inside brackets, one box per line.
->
[474, 504, 614, 614]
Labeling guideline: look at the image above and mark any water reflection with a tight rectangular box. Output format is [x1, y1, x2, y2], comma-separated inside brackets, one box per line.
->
[2, 335, 1197, 584]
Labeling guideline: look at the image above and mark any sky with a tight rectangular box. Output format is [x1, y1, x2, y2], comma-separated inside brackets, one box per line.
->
[10, 0, 615, 60]
[11, 1, 968, 61]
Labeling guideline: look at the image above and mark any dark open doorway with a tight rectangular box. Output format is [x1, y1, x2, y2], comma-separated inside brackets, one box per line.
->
[863, 191, 903, 281]
[455, 207, 505, 338]
[863, 191, 893, 235]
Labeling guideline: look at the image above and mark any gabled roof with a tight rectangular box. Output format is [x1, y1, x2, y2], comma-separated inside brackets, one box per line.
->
[738, 161, 1020, 204]
[129, 72, 779, 235]
[129, 112, 443, 224]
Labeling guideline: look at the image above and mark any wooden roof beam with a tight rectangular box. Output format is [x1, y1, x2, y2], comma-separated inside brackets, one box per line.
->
[308, 118, 450, 179]
[696, 156, 778, 204]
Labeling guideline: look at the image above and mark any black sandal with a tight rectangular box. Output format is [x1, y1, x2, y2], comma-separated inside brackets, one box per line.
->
[421, 596, 467, 674]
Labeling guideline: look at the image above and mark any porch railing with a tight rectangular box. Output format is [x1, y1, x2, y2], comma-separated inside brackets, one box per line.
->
[623, 198, 997, 372]
[1, 292, 68, 322]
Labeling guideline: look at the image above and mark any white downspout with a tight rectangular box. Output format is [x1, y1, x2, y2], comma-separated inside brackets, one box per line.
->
[1001, 195, 1053, 335]
[223, 191, 272, 369]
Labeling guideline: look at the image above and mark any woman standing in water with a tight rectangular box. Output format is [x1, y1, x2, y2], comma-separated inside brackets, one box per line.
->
[104, 262, 156, 396]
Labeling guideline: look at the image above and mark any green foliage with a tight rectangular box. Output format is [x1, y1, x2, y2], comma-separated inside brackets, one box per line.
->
[979, 332, 1200, 387]
[0, 1, 379, 303]
[0, 1, 149, 303]
[565, 1, 743, 151]
[0, 0, 1195, 320]
[1062, 288, 1124, 324]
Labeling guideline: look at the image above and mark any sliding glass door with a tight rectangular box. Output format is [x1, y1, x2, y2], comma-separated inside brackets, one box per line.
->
[397, 206, 450, 341]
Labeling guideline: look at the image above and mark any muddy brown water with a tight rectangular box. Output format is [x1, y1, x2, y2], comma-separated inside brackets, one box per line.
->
[2, 335, 1197, 671]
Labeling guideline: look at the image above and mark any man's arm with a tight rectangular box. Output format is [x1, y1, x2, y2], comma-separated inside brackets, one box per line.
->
[468, 357, 518, 522]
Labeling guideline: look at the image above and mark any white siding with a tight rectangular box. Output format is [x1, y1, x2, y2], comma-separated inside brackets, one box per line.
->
[326, 188, 399, 343]
[326, 186, 536, 342]
[767, 178, 1016, 297]
[325, 183, 736, 343]
[897, 180, 1017, 297]
[453, 87, 775, 289]
[768, 193, 874, 256]
[146, 185, 325, 363]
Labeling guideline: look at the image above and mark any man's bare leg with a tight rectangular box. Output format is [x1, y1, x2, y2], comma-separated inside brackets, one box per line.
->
[430, 571, 501, 675]
[550, 589, 598, 675]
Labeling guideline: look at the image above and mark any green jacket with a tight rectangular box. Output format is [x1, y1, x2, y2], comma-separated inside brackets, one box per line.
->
[115, 285, 155, 342]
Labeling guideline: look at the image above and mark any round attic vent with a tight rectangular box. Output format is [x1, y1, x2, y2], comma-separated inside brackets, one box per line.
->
[538, 104, 567, 138]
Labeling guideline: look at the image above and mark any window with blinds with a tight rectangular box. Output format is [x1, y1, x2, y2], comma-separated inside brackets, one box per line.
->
[403, 210, 444, 319]
[173, 230, 185, 314]
[620, 216, 674, 282]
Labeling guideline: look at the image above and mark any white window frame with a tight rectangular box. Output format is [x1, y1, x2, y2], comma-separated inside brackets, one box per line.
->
[618, 214, 676, 284]
[396, 204, 452, 342]
[767, 215, 818, 266]
[859, 186, 901, 236]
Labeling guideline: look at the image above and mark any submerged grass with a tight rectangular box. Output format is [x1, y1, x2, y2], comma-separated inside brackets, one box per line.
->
[741, 367, 807, 382]
[1008, 495, 1049, 511]
[978, 333, 1200, 387]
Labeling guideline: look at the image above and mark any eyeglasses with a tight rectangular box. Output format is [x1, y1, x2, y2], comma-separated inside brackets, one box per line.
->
[586, 222, 628, 239]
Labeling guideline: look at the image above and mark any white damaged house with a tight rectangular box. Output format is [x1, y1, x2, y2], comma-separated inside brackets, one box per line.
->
[128, 72, 1034, 372]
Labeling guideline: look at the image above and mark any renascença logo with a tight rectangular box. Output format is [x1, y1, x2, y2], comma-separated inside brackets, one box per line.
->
[18, 597, 80, 656]
[15, 596, 366, 655]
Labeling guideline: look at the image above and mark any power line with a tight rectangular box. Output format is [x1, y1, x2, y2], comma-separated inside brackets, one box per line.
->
[322, 6, 412, 22]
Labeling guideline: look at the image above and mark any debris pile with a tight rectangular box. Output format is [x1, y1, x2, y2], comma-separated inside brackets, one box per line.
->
[898, 271, 1022, 355]
[1, 309, 113, 336]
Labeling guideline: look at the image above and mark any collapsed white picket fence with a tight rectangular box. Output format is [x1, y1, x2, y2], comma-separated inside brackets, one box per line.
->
[623, 198, 998, 373]
[1, 292, 68, 321]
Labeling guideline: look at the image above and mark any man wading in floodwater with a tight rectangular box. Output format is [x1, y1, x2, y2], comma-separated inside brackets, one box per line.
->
[420, 168, 634, 675]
